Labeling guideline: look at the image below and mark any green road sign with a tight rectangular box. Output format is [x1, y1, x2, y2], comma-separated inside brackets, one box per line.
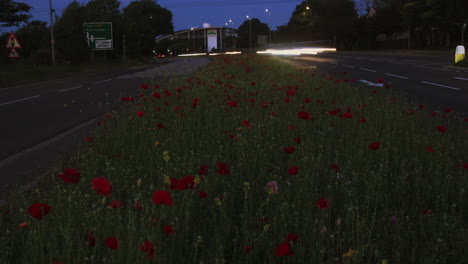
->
[84, 22, 113, 50]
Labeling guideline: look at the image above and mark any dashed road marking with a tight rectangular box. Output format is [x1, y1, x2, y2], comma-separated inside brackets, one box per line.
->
[454, 77, 468, 81]
[95, 79, 112, 84]
[360, 68, 376, 72]
[56, 85, 84, 93]
[413, 65, 451, 71]
[384, 73, 409, 79]
[0, 95, 40, 106]
[421, 81, 461, 91]
[342, 65, 355, 68]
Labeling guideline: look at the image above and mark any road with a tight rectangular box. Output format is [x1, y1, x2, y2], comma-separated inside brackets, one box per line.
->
[0, 57, 209, 194]
[285, 51, 468, 115]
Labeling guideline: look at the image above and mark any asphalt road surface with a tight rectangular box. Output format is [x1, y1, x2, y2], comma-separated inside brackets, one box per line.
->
[285, 51, 468, 115]
[0, 57, 209, 195]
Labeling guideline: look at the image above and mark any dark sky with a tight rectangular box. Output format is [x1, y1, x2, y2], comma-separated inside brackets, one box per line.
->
[5, 0, 367, 32]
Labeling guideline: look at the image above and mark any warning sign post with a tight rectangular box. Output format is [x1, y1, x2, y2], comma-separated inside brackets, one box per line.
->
[4, 32, 22, 60]
[8, 48, 20, 58]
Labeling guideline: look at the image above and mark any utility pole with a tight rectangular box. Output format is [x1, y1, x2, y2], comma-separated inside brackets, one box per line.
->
[49, 0, 56, 65]
[265, 9, 271, 44]
[246, 16, 251, 52]
[462, 23, 466, 45]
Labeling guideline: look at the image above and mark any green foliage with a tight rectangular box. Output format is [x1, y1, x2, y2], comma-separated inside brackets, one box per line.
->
[0, 0, 31, 29]
[237, 18, 269, 49]
[122, 0, 173, 57]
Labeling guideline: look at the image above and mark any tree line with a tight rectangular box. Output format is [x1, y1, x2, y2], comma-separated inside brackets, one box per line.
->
[0, 0, 173, 64]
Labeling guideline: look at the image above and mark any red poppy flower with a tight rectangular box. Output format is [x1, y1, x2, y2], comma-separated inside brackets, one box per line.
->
[175, 175, 196, 190]
[140, 83, 148, 89]
[359, 117, 366, 123]
[245, 246, 252, 253]
[140, 240, 155, 258]
[464, 117, 468, 122]
[369, 142, 380, 150]
[199, 191, 207, 198]
[294, 137, 301, 144]
[152, 190, 173, 205]
[109, 200, 124, 208]
[427, 146, 434, 153]
[463, 162, 468, 169]
[228, 101, 238, 108]
[242, 120, 251, 128]
[316, 198, 329, 209]
[275, 242, 294, 257]
[342, 112, 353, 119]
[163, 225, 175, 235]
[329, 164, 340, 172]
[105, 237, 120, 250]
[286, 233, 299, 243]
[86, 136, 94, 143]
[156, 123, 165, 129]
[164, 90, 171, 96]
[28, 203, 51, 220]
[419, 104, 425, 110]
[284, 147, 295, 154]
[376, 78, 383, 83]
[286, 90, 295, 96]
[88, 231, 95, 247]
[136, 111, 144, 117]
[192, 98, 200, 108]
[298, 111, 311, 120]
[154, 84, 160, 89]
[444, 108, 453, 113]
[423, 209, 432, 215]
[251, 82, 256, 86]
[288, 165, 299, 175]
[436, 125, 446, 134]
[199, 165, 209, 175]
[216, 162, 230, 175]
[153, 92, 161, 98]
[58, 168, 80, 184]
[92, 177, 112, 196]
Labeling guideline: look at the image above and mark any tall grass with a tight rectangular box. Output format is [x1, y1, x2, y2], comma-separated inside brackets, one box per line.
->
[0, 54, 467, 264]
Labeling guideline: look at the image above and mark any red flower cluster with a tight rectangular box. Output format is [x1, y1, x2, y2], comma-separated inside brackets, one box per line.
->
[92, 177, 112, 196]
[152, 190, 173, 205]
[276, 233, 299, 257]
[58, 168, 80, 184]
[167, 175, 196, 190]
[316, 198, 330, 209]
[28, 203, 51, 220]
[216, 162, 230, 175]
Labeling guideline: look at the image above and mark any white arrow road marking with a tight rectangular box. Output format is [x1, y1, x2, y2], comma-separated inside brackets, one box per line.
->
[95, 79, 112, 84]
[0, 95, 40, 106]
[56, 85, 83, 93]
[384, 73, 409, 79]
[453, 77, 468, 81]
[358, 80, 384, 87]
[421, 81, 461, 91]
[360, 68, 376, 72]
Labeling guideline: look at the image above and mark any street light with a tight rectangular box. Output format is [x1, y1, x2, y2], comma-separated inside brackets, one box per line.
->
[246, 15, 251, 52]
[265, 9, 271, 44]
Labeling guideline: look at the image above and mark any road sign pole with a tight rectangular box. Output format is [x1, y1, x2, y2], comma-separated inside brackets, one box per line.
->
[123, 34, 126, 60]
[49, 0, 56, 65]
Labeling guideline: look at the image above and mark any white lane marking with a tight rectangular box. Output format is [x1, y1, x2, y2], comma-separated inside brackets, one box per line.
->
[95, 79, 112, 84]
[421, 81, 461, 91]
[342, 65, 355, 68]
[384, 73, 408, 79]
[453, 77, 468, 81]
[56, 85, 83, 93]
[360, 68, 376, 72]
[359, 80, 384, 87]
[0, 88, 8, 91]
[0, 95, 40, 106]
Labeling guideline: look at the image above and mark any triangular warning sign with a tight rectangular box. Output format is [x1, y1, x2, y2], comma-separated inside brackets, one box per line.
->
[5, 32, 22, 49]
[8, 48, 20, 58]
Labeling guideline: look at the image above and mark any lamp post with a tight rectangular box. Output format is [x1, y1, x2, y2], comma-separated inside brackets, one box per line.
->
[246, 15, 251, 52]
[191, 28, 195, 51]
[49, 0, 56, 65]
[265, 9, 271, 44]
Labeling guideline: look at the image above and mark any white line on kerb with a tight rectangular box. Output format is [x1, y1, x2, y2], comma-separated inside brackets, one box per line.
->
[453, 77, 468, 81]
[360, 68, 376, 72]
[421, 81, 461, 91]
[0, 95, 40, 106]
[384, 73, 408, 79]
[342, 65, 355, 68]
[95, 79, 112, 84]
[56, 85, 83, 93]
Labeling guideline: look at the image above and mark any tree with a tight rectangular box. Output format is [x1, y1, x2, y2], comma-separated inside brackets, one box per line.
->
[15, 21, 50, 63]
[122, 0, 173, 57]
[53, 1, 89, 63]
[0, 0, 31, 30]
[237, 18, 269, 49]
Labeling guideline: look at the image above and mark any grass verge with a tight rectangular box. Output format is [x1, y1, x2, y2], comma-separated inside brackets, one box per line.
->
[0, 54, 467, 264]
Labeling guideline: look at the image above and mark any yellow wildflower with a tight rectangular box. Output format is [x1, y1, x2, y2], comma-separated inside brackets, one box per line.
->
[163, 175, 171, 185]
[243, 182, 250, 192]
[343, 248, 357, 258]
[194, 175, 201, 186]
[381, 259, 389, 264]
[214, 197, 222, 206]
[163, 151, 170, 162]
[263, 224, 270, 232]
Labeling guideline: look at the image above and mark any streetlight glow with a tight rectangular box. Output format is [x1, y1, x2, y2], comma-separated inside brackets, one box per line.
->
[265, 9, 272, 45]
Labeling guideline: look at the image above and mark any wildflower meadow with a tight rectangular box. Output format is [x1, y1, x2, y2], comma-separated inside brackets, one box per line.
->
[0, 54, 467, 264]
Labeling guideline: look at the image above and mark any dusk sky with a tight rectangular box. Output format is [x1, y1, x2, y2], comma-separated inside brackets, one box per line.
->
[9, 0, 367, 32]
